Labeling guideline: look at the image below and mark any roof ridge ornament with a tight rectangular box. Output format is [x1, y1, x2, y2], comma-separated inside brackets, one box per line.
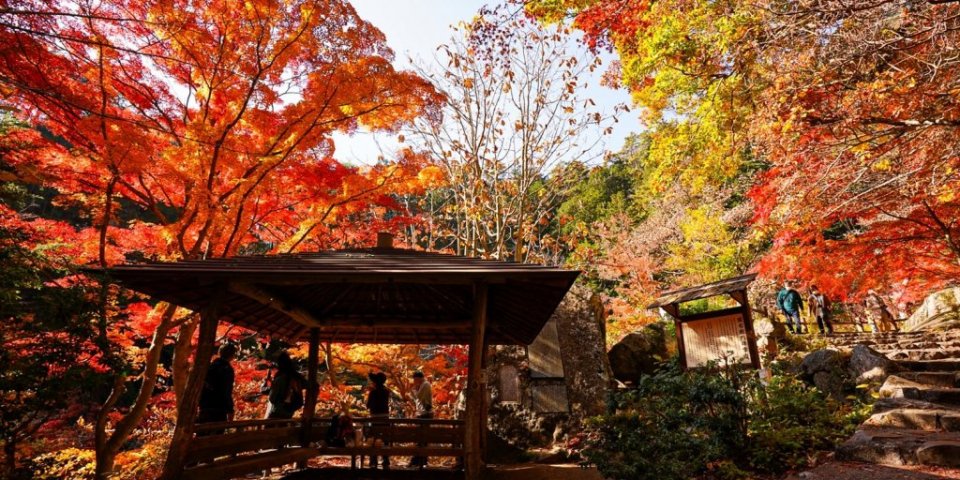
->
[376, 232, 394, 249]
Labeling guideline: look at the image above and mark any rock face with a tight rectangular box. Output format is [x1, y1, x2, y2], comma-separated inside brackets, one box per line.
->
[800, 349, 846, 398]
[485, 284, 609, 449]
[607, 322, 670, 384]
[849, 344, 901, 383]
[800, 349, 843, 376]
[903, 287, 960, 332]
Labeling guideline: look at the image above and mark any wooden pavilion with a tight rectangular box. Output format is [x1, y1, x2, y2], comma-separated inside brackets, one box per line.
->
[97, 234, 579, 480]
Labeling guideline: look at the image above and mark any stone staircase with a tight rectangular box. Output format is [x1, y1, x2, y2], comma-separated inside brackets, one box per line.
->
[827, 330, 960, 469]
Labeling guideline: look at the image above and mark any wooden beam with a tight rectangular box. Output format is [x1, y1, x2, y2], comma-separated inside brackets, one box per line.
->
[298, 328, 321, 467]
[465, 283, 488, 480]
[229, 281, 324, 328]
[316, 318, 472, 328]
[159, 289, 222, 480]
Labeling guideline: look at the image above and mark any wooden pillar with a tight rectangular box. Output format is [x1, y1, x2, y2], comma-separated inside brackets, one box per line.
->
[159, 292, 222, 480]
[465, 283, 488, 480]
[662, 304, 686, 370]
[300, 328, 320, 449]
[731, 291, 762, 369]
[480, 342, 491, 462]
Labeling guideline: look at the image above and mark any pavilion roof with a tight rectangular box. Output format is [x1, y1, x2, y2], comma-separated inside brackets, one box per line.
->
[93, 248, 579, 345]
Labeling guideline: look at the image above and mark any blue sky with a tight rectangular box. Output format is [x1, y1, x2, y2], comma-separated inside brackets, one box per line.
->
[332, 0, 637, 165]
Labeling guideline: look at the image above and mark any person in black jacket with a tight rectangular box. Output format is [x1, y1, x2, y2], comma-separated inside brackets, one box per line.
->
[365, 372, 391, 469]
[198, 343, 238, 424]
[264, 351, 307, 419]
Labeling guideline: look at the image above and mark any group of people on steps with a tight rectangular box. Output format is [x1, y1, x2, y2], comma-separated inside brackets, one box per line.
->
[776, 281, 900, 334]
[197, 345, 448, 469]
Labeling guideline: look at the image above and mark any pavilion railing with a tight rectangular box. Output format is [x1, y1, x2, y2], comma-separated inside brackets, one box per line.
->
[185, 416, 465, 475]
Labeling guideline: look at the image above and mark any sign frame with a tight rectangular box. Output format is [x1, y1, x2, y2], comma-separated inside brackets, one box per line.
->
[654, 281, 762, 371]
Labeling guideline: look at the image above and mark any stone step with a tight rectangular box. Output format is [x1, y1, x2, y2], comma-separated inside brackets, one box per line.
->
[872, 396, 958, 413]
[870, 342, 960, 351]
[885, 349, 960, 361]
[889, 387, 960, 406]
[836, 427, 960, 467]
[894, 371, 960, 388]
[863, 408, 960, 431]
[879, 376, 938, 397]
[917, 441, 960, 468]
[896, 359, 960, 372]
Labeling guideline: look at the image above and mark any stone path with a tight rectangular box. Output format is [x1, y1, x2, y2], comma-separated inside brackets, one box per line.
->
[796, 330, 960, 478]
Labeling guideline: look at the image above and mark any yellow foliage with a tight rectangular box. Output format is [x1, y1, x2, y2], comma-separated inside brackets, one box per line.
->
[32, 448, 96, 480]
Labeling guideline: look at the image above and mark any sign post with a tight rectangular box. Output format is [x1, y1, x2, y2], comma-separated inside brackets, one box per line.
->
[649, 274, 761, 370]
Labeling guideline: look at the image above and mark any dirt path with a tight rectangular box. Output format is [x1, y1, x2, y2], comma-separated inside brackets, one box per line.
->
[277, 463, 603, 480]
[786, 461, 960, 480]
[482, 464, 603, 480]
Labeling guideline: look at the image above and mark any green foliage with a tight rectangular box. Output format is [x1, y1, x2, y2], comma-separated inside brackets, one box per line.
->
[558, 134, 651, 232]
[0, 216, 104, 469]
[745, 375, 848, 473]
[583, 361, 858, 479]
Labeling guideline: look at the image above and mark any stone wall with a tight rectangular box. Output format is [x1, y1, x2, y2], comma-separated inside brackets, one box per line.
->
[485, 284, 609, 449]
[903, 287, 960, 332]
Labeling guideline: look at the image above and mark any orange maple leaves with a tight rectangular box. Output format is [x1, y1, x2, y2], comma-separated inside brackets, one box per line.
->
[1, 0, 444, 265]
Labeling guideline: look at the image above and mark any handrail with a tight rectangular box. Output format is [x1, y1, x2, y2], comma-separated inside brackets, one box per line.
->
[194, 418, 300, 433]
[193, 416, 464, 435]
[310, 417, 464, 426]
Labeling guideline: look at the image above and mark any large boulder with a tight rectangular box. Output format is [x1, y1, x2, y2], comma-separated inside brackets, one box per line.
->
[849, 344, 901, 384]
[608, 322, 671, 384]
[801, 349, 843, 377]
[903, 287, 960, 332]
[801, 349, 845, 399]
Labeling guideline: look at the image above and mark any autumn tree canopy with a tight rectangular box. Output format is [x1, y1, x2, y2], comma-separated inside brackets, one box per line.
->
[1, 0, 443, 263]
[528, 0, 960, 310]
[408, 7, 618, 263]
[1, 0, 443, 476]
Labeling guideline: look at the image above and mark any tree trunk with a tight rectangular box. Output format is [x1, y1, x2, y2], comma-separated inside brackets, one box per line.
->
[173, 316, 199, 407]
[94, 375, 124, 480]
[159, 296, 221, 480]
[94, 304, 177, 479]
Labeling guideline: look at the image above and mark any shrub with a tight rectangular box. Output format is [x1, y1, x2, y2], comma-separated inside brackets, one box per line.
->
[582, 360, 860, 479]
[582, 360, 748, 480]
[745, 375, 847, 473]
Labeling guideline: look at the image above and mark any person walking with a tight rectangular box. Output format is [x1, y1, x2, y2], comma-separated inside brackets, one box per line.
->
[864, 290, 898, 333]
[408, 371, 433, 469]
[808, 285, 833, 335]
[777, 281, 805, 334]
[365, 372, 391, 469]
[263, 351, 307, 420]
[198, 343, 237, 425]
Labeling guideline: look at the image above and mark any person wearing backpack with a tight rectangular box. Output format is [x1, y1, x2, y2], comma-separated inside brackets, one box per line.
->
[776, 281, 805, 334]
[263, 351, 306, 419]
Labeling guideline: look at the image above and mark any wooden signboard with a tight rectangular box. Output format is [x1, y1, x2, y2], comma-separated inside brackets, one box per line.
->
[649, 274, 762, 371]
[680, 313, 752, 368]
